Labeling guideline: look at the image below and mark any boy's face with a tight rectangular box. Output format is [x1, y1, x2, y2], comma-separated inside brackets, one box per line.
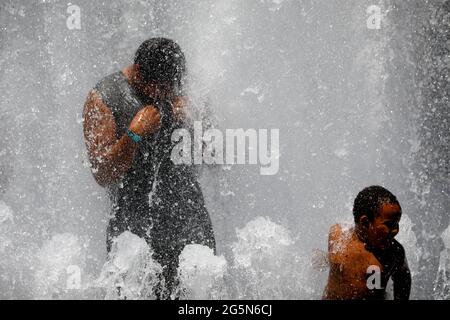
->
[366, 203, 402, 249]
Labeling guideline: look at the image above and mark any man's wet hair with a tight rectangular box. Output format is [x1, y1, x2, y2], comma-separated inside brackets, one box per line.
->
[353, 186, 401, 223]
[134, 37, 186, 90]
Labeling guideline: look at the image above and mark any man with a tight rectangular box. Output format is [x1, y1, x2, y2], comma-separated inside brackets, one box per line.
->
[83, 38, 216, 298]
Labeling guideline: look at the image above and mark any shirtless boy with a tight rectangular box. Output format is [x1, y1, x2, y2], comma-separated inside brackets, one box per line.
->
[323, 186, 411, 300]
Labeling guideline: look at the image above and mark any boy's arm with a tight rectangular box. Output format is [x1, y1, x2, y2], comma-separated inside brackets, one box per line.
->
[392, 248, 412, 300]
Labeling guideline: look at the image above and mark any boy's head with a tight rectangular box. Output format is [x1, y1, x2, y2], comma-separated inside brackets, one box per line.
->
[353, 186, 402, 249]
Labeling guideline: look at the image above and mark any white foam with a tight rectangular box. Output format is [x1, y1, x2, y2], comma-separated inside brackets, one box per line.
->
[230, 217, 316, 299]
[396, 214, 420, 276]
[177, 244, 227, 299]
[0, 201, 14, 253]
[95, 231, 163, 300]
[433, 225, 450, 299]
[33, 233, 84, 299]
[232, 216, 293, 269]
[0, 201, 13, 224]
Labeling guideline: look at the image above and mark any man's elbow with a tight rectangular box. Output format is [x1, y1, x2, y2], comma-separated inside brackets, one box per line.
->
[92, 166, 113, 188]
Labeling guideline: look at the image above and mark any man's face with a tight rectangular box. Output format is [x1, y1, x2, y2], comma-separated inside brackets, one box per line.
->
[366, 203, 402, 249]
[140, 81, 174, 101]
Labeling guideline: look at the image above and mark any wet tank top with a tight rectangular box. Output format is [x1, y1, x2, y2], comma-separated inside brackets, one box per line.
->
[93, 71, 215, 252]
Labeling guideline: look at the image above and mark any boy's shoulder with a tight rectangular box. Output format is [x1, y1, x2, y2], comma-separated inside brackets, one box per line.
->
[328, 223, 352, 242]
[388, 238, 406, 259]
[328, 223, 375, 266]
[391, 238, 405, 250]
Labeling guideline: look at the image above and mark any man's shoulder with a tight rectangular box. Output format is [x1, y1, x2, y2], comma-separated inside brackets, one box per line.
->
[93, 71, 126, 108]
[94, 71, 124, 91]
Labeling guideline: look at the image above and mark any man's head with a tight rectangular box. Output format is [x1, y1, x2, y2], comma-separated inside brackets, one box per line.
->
[353, 186, 402, 249]
[134, 37, 186, 99]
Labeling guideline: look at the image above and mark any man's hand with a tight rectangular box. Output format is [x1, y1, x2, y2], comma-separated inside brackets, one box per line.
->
[129, 106, 161, 137]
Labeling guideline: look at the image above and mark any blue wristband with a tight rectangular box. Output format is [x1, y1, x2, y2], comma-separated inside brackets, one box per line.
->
[126, 128, 142, 143]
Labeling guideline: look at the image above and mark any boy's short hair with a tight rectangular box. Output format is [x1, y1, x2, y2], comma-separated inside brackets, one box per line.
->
[353, 186, 400, 223]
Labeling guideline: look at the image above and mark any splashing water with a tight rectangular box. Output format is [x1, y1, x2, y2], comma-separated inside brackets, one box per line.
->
[0, 0, 447, 299]
[92, 218, 323, 299]
[229, 217, 319, 299]
[433, 226, 450, 300]
[33, 233, 85, 299]
[94, 216, 420, 299]
[397, 214, 420, 279]
[23, 218, 325, 299]
[0, 212, 423, 299]
[95, 231, 163, 300]
[0, 201, 15, 299]
[0, 201, 13, 253]
[176, 244, 228, 299]
[176, 217, 323, 299]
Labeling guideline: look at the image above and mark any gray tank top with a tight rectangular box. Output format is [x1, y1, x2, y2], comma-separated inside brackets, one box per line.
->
[93, 72, 210, 241]
[94, 71, 171, 199]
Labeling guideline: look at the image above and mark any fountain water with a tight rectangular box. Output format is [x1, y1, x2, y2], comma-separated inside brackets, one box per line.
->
[0, 0, 448, 299]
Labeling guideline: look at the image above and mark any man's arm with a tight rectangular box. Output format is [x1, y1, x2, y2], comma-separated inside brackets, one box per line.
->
[392, 250, 412, 300]
[83, 91, 160, 187]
